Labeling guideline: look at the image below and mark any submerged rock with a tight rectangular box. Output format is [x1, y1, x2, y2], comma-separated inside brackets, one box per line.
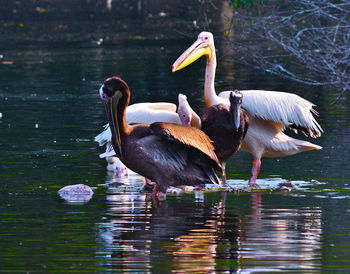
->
[58, 184, 93, 203]
[278, 181, 295, 191]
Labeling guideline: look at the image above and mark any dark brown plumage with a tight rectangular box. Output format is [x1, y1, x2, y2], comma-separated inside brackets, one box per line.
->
[100, 76, 222, 201]
[201, 91, 249, 186]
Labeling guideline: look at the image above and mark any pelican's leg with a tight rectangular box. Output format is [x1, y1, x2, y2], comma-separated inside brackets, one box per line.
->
[142, 178, 155, 192]
[145, 178, 154, 187]
[151, 184, 161, 203]
[221, 162, 228, 187]
[248, 159, 261, 186]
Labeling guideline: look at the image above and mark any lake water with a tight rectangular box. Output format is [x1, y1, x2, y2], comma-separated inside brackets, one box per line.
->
[1, 1, 350, 272]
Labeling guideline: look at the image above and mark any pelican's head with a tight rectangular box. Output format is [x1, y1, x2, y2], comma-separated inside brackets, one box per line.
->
[100, 77, 130, 157]
[99, 76, 129, 101]
[177, 93, 191, 126]
[177, 93, 202, 128]
[172, 31, 214, 72]
[229, 90, 243, 130]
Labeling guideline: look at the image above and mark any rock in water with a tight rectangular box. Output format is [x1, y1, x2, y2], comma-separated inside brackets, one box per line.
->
[58, 184, 94, 203]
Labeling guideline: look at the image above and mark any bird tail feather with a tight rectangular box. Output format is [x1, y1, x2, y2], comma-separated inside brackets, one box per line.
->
[94, 124, 111, 146]
[297, 142, 322, 151]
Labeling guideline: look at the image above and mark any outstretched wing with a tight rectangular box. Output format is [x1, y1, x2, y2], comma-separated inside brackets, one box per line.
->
[219, 89, 323, 138]
[150, 122, 221, 169]
[135, 134, 189, 173]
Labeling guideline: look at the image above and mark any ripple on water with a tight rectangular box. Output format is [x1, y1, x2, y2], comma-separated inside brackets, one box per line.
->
[93, 181, 325, 273]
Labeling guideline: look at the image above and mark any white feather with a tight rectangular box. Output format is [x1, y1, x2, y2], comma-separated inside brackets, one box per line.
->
[127, 102, 176, 112]
[99, 84, 104, 99]
[98, 142, 115, 158]
[126, 107, 180, 124]
[219, 89, 322, 137]
[94, 123, 110, 146]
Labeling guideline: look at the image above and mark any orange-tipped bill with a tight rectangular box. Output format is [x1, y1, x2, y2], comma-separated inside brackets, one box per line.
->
[172, 38, 211, 72]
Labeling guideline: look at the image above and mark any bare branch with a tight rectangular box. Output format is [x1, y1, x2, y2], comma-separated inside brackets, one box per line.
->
[221, 0, 350, 97]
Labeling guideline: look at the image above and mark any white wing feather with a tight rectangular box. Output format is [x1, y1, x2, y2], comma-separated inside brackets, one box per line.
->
[219, 90, 322, 136]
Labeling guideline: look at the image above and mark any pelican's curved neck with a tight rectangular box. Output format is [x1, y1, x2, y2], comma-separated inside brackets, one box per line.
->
[109, 92, 131, 158]
[117, 95, 131, 137]
[204, 48, 219, 107]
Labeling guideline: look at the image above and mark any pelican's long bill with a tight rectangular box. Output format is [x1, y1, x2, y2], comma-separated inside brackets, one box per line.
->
[109, 90, 123, 156]
[233, 104, 241, 130]
[172, 38, 211, 72]
[229, 92, 242, 130]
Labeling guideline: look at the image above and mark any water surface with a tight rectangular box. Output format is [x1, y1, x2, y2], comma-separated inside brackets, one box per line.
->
[1, 1, 350, 272]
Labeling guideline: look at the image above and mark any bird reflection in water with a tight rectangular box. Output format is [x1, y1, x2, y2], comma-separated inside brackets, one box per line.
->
[169, 192, 231, 273]
[236, 192, 322, 272]
[97, 187, 228, 272]
[97, 187, 322, 272]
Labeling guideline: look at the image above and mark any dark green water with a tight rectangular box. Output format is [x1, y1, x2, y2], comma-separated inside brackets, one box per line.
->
[1, 1, 350, 272]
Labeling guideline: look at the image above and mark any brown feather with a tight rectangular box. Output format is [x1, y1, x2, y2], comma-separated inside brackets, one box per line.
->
[150, 122, 221, 168]
[101, 76, 222, 196]
[201, 95, 249, 163]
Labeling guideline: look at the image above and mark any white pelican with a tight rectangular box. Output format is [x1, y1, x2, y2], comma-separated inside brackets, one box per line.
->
[177, 93, 201, 127]
[172, 31, 323, 185]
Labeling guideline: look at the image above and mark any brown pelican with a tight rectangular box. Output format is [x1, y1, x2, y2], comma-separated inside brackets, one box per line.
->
[100, 76, 221, 200]
[96, 94, 202, 191]
[172, 31, 323, 185]
[95, 101, 200, 158]
[95, 92, 201, 179]
[201, 91, 249, 186]
[178, 91, 249, 186]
